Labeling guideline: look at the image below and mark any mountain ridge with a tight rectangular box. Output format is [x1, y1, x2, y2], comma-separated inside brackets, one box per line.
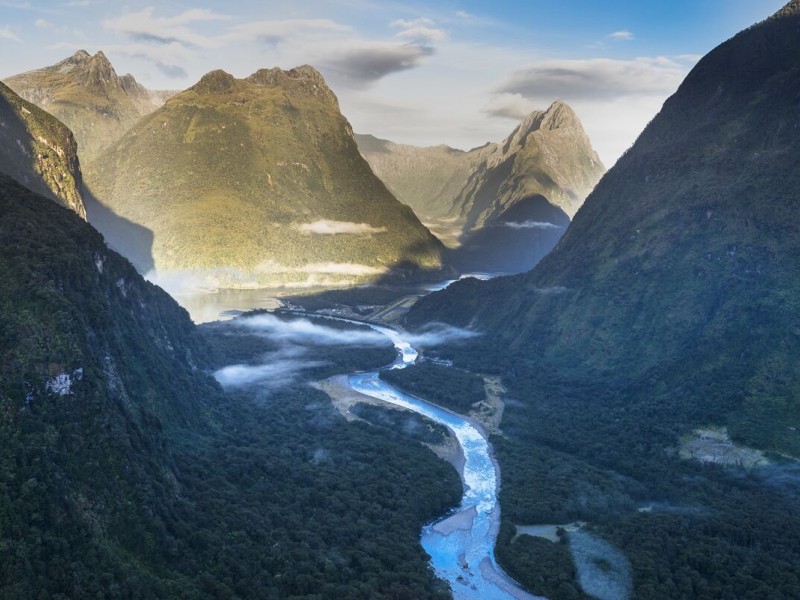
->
[4, 50, 172, 162]
[84, 65, 448, 289]
[0, 81, 85, 217]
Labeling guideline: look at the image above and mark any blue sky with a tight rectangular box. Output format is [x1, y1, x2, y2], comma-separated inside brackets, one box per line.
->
[0, 0, 787, 165]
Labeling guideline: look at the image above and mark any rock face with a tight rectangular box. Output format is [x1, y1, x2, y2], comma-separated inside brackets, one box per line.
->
[409, 2, 800, 456]
[4, 50, 170, 162]
[84, 66, 447, 289]
[0, 81, 85, 217]
[357, 102, 604, 273]
[357, 101, 604, 226]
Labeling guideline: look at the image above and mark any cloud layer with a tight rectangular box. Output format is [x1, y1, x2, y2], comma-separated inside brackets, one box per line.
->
[294, 220, 387, 235]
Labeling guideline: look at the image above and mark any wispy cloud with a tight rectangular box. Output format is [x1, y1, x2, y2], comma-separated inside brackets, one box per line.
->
[103, 7, 230, 48]
[293, 220, 387, 235]
[0, 26, 21, 43]
[227, 19, 350, 45]
[501, 220, 564, 230]
[496, 57, 688, 101]
[255, 261, 386, 276]
[482, 92, 538, 120]
[104, 42, 191, 78]
[233, 313, 388, 346]
[391, 17, 446, 44]
[320, 41, 435, 88]
[608, 30, 635, 41]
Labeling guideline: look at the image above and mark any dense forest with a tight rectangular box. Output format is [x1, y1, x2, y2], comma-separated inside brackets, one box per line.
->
[0, 176, 463, 599]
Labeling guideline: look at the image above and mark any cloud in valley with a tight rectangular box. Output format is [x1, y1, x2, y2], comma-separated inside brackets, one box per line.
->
[233, 313, 388, 347]
[214, 351, 327, 389]
[294, 220, 387, 235]
[502, 221, 564, 230]
[404, 323, 479, 347]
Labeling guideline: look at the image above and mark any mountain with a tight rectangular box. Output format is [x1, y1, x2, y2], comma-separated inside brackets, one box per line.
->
[84, 66, 447, 289]
[408, 3, 800, 597]
[4, 50, 169, 162]
[357, 102, 604, 273]
[0, 173, 460, 598]
[0, 81, 85, 217]
[357, 102, 604, 226]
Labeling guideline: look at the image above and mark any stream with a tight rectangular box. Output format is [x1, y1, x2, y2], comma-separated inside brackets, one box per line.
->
[348, 324, 539, 600]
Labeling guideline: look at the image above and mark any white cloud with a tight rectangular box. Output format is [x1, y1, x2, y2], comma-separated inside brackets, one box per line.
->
[294, 220, 387, 235]
[497, 57, 687, 101]
[233, 313, 388, 346]
[105, 42, 191, 78]
[482, 92, 537, 120]
[391, 17, 446, 44]
[227, 19, 350, 45]
[608, 30, 635, 41]
[501, 221, 564, 230]
[35, 18, 53, 29]
[254, 261, 386, 276]
[0, 26, 21, 43]
[320, 41, 435, 87]
[103, 7, 230, 48]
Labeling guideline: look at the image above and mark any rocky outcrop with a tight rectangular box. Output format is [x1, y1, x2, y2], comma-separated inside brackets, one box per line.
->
[0, 81, 85, 217]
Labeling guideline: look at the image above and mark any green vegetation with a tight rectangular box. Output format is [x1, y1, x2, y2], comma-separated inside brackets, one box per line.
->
[0, 174, 462, 598]
[84, 66, 446, 282]
[407, 5, 800, 598]
[0, 81, 85, 217]
[4, 50, 164, 162]
[380, 362, 485, 414]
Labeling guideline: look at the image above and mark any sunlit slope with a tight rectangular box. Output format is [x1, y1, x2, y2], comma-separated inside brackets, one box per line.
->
[409, 1, 800, 455]
[357, 101, 605, 225]
[4, 50, 168, 162]
[85, 66, 446, 287]
[0, 82, 85, 218]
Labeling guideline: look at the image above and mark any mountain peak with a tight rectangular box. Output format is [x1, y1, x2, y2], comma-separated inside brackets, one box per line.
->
[70, 49, 91, 62]
[247, 64, 337, 105]
[771, 0, 800, 18]
[193, 69, 238, 94]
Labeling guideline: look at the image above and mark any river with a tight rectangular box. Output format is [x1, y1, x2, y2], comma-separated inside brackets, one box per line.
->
[349, 324, 539, 600]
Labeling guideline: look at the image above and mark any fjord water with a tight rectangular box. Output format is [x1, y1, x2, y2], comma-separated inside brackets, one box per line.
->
[350, 325, 538, 600]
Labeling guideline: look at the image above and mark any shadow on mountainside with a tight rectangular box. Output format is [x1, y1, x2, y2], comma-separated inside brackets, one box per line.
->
[82, 183, 155, 274]
[448, 194, 570, 275]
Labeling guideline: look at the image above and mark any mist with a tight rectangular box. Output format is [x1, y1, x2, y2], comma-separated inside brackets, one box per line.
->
[233, 313, 389, 346]
[404, 322, 479, 347]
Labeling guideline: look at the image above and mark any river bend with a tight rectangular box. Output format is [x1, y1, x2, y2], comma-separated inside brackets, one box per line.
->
[348, 324, 538, 600]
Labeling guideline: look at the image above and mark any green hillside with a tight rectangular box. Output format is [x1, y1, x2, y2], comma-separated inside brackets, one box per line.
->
[0, 173, 461, 598]
[4, 50, 167, 163]
[407, 2, 800, 597]
[85, 66, 447, 287]
[0, 81, 85, 217]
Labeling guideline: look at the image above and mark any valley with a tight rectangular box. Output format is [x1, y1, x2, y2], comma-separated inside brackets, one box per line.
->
[2, 1, 800, 599]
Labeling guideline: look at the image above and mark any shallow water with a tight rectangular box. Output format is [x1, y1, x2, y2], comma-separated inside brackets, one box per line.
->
[349, 325, 538, 599]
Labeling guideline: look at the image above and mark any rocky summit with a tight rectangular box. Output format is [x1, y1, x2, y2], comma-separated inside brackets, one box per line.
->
[0, 81, 85, 218]
[4, 50, 170, 162]
[357, 101, 604, 228]
[84, 66, 447, 290]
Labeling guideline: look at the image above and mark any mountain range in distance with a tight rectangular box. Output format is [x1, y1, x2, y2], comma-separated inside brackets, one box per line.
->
[4, 50, 172, 163]
[3, 50, 604, 289]
[356, 101, 605, 273]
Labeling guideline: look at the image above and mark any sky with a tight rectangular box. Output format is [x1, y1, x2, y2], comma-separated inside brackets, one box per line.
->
[0, 0, 788, 166]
